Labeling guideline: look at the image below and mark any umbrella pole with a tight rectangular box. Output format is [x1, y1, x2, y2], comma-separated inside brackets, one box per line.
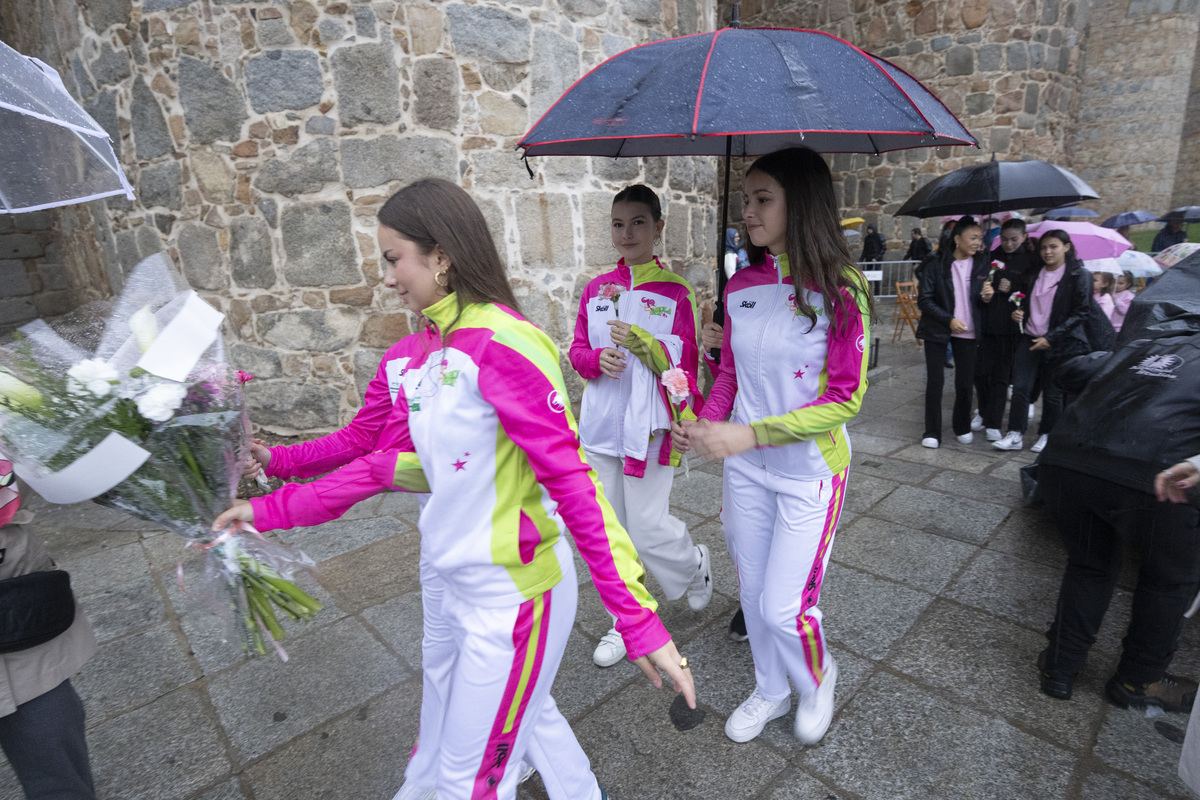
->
[712, 136, 733, 361]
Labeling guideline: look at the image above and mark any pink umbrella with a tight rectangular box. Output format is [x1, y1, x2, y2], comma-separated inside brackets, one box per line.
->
[1023, 220, 1132, 260]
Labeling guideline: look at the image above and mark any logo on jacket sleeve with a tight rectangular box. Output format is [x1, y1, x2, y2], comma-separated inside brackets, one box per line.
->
[739, 300, 756, 309]
[1132, 354, 1181, 379]
[856, 334, 866, 353]
[547, 390, 567, 413]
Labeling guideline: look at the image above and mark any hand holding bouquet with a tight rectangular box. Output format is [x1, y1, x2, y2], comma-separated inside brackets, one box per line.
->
[0, 255, 321, 660]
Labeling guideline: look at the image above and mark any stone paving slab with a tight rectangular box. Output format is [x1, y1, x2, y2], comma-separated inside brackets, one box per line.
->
[2, 311, 1195, 800]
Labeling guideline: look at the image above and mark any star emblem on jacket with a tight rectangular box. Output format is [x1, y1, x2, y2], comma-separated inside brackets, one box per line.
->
[453, 454, 468, 471]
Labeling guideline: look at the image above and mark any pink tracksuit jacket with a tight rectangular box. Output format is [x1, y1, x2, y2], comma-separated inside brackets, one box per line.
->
[250, 293, 669, 659]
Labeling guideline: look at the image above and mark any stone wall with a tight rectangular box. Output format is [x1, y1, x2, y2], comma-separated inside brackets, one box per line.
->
[1071, 0, 1200, 215]
[719, 0, 1086, 253]
[0, 0, 721, 433]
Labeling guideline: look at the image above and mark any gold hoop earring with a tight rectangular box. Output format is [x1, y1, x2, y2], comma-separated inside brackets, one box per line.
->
[435, 269, 449, 289]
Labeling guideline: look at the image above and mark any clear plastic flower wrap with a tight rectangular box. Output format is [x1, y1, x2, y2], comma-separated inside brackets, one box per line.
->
[0, 254, 321, 659]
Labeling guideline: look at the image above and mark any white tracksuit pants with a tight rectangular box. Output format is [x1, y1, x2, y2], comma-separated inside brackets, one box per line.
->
[586, 433, 700, 601]
[722, 454, 848, 700]
[399, 541, 603, 800]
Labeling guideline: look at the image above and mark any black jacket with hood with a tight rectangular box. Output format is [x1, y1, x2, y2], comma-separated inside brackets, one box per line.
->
[1041, 255, 1200, 500]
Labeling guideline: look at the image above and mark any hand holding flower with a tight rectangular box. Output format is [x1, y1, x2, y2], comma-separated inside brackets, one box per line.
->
[213, 498, 254, 531]
[598, 348, 626, 379]
[689, 419, 757, 460]
[607, 319, 632, 347]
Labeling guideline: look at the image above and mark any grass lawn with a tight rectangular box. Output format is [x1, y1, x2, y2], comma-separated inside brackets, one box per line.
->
[1126, 223, 1198, 252]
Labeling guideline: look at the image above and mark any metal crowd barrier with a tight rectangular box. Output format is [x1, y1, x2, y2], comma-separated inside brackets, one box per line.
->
[856, 260, 919, 299]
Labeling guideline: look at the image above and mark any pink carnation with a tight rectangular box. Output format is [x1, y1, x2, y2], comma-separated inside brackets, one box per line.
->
[661, 368, 690, 402]
[991, 260, 1005, 270]
[237, 370, 255, 384]
[1010, 292, 1026, 304]
[598, 282, 623, 301]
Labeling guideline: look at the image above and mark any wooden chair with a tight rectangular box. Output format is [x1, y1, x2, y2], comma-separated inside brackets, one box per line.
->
[893, 281, 921, 345]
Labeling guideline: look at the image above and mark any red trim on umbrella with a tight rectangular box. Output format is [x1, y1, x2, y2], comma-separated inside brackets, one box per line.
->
[525, 129, 973, 148]
[692, 29, 726, 136]
[518, 26, 978, 151]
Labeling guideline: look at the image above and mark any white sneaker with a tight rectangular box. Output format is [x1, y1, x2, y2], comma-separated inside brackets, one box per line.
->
[992, 431, 1023, 451]
[986, 428, 1002, 442]
[970, 412, 984, 431]
[1031, 433, 1049, 453]
[1007, 384, 1013, 400]
[794, 656, 838, 745]
[686, 544, 712, 611]
[592, 628, 626, 667]
[956, 432, 974, 444]
[921, 437, 939, 449]
[725, 688, 791, 743]
[391, 785, 437, 800]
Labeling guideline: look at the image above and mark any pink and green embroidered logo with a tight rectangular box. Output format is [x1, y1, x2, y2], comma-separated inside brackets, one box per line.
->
[408, 397, 421, 412]
[442, 370, 461, 386]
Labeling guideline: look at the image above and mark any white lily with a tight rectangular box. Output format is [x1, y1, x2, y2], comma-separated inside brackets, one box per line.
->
[129, 305, 159, 352]
[0, 371, 42, 410]
[136, 382, 187, 422]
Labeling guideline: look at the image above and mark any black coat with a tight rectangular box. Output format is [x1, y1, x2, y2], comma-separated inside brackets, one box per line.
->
[1019, 261, 1093, 360]
[982, 247, 1037, 337]
[1043, 316, 1200, 499]
[904, 237, 932, 262]
[915, 248, 992, 344]
[860, 232, 886, 263]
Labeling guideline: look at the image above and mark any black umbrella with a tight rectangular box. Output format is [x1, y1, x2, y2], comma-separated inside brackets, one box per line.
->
[1160, 206, 1200, 223]
[1101, 210, 1159, 229]
[519, 9, 975, 338]
[896, 159, 1099, 218]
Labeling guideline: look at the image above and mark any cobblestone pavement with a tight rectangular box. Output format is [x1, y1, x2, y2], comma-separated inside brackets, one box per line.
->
[3, 303, 1198, 800]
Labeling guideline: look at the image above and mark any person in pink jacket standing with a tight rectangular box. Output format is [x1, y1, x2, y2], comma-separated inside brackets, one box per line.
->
[569, 185, 712, 668]
[674, 147, 872, 747]
[217, 179, 694, 800]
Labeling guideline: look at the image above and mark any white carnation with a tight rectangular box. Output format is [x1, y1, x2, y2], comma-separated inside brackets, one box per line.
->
[66, 359, 119, 398]
[136, 383, 188, 422]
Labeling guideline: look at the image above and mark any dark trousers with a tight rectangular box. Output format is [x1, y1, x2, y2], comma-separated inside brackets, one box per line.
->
[973, 335, 1019, 430]
[923, 337, 977, 441]
[0, 679, 96, 800]
[1041, 465, 1200, 684]
[1008, 337, 1062, 435]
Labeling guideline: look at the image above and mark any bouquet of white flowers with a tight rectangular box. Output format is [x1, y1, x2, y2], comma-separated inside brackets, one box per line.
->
[0, 255, 320, 659]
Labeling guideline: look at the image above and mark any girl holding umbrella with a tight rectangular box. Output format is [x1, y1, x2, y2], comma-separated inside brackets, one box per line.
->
[993, 229, 1094, 453]
[216, 178, 694, 800]
[674, 147, 872, 746]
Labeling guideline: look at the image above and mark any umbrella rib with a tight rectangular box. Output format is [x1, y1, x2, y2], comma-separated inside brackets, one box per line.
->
[692, 29, 725, 137]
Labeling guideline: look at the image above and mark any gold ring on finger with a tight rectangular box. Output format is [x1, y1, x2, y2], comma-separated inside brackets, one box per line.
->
[679, 656, 689, 669]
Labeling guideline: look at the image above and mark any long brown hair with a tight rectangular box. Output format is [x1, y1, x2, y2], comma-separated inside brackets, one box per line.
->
[377, 178, 520, 323]
[744, 147, 874, 331]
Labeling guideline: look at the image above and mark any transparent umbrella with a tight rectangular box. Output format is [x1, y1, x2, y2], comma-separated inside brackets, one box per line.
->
[0, 40, 134, 214]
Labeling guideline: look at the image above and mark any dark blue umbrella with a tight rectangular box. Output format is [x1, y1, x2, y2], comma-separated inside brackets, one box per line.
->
[519, 27, 975, 158]
[1044, 206, 1098, 219]
[1160, 206, 1200, 223]
[1101, 210, 1159, 228]
[896, 159, 1099, 218]
[519, 14, 976, 348]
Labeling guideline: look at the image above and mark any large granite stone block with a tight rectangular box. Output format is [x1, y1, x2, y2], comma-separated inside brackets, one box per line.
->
[131, 78, 173, 159]
[178, 223, 227, 291]
[179, 56, 248, 144]
[330, 43, 400, 126]
[446, 5, 531, 63]
[207, 617, 406, 760]
[246, 50, 324, 112]
[280, 200, 360, 286]
[254, 139, 338, 197]
[230, 215, 275, 288]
